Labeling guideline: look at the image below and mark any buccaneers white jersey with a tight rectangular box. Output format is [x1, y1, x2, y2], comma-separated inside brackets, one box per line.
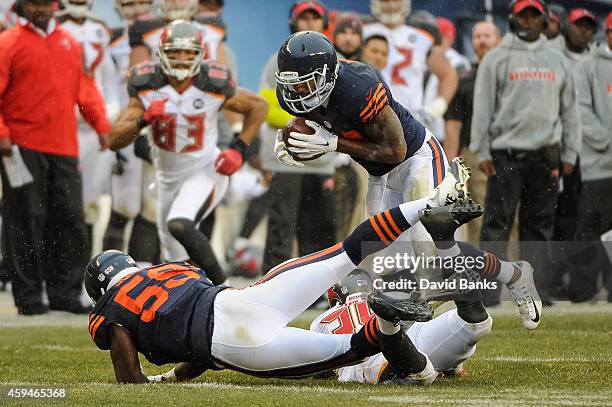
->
[363, 22, 434, 114]
[60, 17, 121, 127]
[109, 27, 132, 108]
[128, 61, 236, 182]
[310, 294, 386, 383]
[129, 16, 223, 62]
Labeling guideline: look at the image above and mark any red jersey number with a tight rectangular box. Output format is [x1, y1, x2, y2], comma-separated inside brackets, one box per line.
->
[319, 302, 374, 334]
[152, 113, 206, 153]
[390, 47, 413, 86]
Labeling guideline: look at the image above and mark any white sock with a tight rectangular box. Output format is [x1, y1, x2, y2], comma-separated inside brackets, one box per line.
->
[376, 316, 400, 335]
[499, 261, 514, 285]
[398, 197, 432, 226]
[437, 244, 461, 260]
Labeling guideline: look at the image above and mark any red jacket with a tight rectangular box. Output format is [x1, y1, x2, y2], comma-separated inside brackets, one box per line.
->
[0, 19, 110, 157]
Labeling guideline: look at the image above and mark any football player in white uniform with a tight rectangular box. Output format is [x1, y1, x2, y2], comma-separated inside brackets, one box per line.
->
[107, 21, 267, 285]
[363, 0, 457, 125]
[311, 205, 538, 384]
[311, 271, 490, 384]
[103, 0, 160, 263]
[129, 0, 226, 67]
[57, 0, 121, 251]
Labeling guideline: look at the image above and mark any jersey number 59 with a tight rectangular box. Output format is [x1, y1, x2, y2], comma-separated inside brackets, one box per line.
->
[113, 265, 201, 322]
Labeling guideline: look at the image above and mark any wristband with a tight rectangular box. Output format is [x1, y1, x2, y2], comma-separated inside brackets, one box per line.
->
[229, 137, 249, 161]
[136, 116, 148, 129]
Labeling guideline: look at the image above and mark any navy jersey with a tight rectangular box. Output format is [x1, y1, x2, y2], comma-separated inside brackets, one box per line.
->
[278, 61, 426, 176]
[88, 263, 227, 367]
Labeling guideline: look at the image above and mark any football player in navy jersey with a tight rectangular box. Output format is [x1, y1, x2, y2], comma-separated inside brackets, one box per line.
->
[85, 175, 481, 384]
[274, 31, 542, 331]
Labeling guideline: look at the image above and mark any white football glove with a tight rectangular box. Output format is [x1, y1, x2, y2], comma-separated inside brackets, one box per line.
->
[274, 129, 304, 168]
[423, 97, 448, 119]
[287, 120, 338, 157]
[147, 367, 177, 383]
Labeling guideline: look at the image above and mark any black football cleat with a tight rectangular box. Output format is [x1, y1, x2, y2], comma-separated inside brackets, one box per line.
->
[368, 291, 433, 323]
[418, 200, 484, 242]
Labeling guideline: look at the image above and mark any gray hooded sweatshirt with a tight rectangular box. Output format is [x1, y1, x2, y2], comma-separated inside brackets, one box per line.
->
[575, 43, 612, 182]
[470, 34, 580, 165]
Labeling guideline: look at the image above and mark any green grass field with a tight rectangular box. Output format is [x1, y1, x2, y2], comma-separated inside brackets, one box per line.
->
[1, 306, 611, 406]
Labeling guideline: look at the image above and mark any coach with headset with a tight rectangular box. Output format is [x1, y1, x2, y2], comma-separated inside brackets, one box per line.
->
[469, 0, 580, 305]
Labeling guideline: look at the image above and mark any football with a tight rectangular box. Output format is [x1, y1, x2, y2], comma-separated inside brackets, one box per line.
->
[282, 117, 325, 161]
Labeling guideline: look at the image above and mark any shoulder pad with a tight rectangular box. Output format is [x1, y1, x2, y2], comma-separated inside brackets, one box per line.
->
[129, 17, 165, 48]
[128, 63, 167, 97]
[110, 27, 124, 44]
[193, 61, 236, 98]
[194, 15, 227, 38]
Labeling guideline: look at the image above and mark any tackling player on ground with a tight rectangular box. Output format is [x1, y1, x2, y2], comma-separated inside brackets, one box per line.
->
[312, 204, 540, 385]
[85, 170, 478, 383]
[107, 21, 267, 285]
[274, 31, 541, 330]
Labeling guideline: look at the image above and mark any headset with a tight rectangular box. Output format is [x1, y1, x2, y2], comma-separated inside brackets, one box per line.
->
[508, 0, 549, 33]
[288, 1, 328, 34]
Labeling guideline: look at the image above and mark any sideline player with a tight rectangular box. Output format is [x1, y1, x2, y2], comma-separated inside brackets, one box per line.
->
[57, 0, 121, 251]
[274, 32, 541, 330]
[129, 0, 226, 67]
[85, 169, 476, 383]
[363, 0, 458, 125]
[107, 21, 267, 284]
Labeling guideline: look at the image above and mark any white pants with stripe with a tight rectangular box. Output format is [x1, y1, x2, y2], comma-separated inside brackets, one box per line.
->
[337, 309, 492, 383]
[156, 164, 228, 261]
[365, 130, 449, 272]
[211, 247, 358, 375]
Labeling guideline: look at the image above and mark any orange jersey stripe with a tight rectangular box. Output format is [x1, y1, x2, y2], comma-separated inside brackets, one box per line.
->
[259, 243, 344, 283]
[359, 83, 385, 118]
[362, 95, 388, 122]
[428, 139, 444, 186]
[88, 315, 100, 335]
[369, 216, 389, 245]
[90, 315, 106, 340]
[383, 210, 403, 236]
[376, 213, 397, 241]
[359, 88, 386, 120]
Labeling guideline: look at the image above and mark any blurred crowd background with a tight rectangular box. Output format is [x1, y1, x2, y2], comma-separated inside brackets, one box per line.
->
[1, 0, 612, 316]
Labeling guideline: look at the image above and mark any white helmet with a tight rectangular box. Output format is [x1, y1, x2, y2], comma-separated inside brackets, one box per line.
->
[158, 20, 204, 81]
[370, 0, 411, 26]
[159, 0, 198, 21]
[60, 0, 94, 19]
[115, 0, 153, 21]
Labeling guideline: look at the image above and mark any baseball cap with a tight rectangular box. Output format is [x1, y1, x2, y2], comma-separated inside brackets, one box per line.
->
[292, 1, 326, 21]
[436, 17, 456, 42]
[607, 11, 612, 30]
[333, 13, 363, 38]
[512, 0, 545, 15]
[568, 8, 596, 25]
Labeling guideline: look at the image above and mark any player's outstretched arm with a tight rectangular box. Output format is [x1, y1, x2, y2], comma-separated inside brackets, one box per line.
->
[148, 362, 207, 383]
[109, 325, 148, 384]
[108, 97, 146, 151]
[338, 105, 407, 164]
[427, 45, 458, 106]
[223, 87, 268, 146]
